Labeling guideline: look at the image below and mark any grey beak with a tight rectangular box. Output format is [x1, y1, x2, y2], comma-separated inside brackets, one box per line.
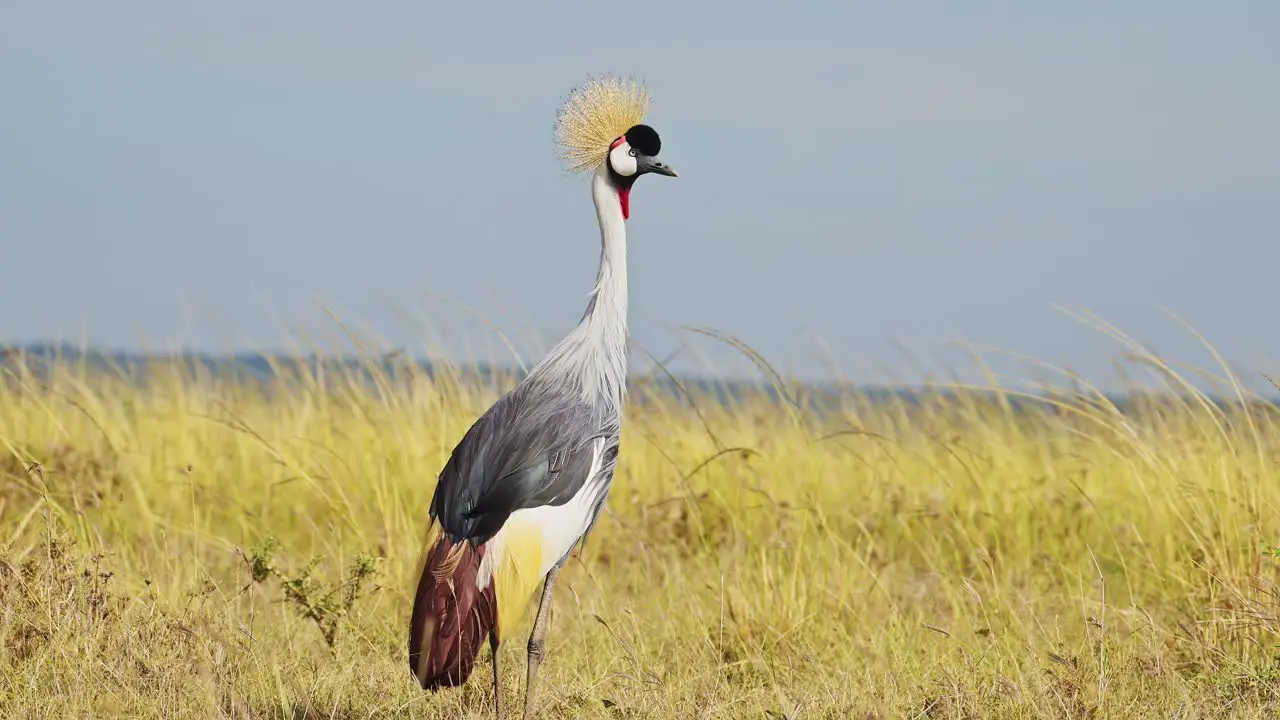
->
[639, 156, 679, 177]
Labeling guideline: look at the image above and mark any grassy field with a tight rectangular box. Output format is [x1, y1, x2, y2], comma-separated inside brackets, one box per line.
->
[3, 338, 1280, 719]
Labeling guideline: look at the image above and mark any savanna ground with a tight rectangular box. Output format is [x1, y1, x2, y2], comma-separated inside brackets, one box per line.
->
[4, 330, 1280, 719]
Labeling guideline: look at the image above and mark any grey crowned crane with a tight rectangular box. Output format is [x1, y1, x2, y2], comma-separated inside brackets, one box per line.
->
[407, 75, 678, 719]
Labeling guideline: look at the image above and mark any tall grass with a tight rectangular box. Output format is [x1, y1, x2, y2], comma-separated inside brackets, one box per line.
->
[2, 328, 1280, 719]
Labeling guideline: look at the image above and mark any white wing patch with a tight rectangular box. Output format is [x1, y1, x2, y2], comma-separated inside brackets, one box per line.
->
[477, 437, 610, 589]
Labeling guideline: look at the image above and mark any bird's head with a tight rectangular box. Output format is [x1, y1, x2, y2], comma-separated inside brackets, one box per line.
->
[606, 124, 678, 182]
[604, 124, 676, 219]
[556, 76, 678, 219]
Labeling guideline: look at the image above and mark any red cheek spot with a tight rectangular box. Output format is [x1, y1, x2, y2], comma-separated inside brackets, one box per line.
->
[617, 188, 630, 219]
[609, 136, 627, 150]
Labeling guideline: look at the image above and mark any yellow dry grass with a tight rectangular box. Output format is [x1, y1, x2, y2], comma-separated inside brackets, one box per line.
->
[3, 331, 1280, 719]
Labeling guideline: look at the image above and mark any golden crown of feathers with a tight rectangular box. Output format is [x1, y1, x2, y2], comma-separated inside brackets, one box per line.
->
[555, 75, 652, 174]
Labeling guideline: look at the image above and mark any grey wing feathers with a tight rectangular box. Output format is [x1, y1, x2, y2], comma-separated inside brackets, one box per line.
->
[429, 379, 619, 545]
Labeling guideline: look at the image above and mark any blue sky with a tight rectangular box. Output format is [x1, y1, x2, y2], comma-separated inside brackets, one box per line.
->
[1, 2, 1277, 387]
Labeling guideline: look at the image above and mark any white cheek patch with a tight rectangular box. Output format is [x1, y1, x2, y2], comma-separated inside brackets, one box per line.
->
[608, 142, 638, 177]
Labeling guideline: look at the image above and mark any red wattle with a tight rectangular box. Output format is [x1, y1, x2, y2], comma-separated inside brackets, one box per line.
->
[618, 188, 630, 219]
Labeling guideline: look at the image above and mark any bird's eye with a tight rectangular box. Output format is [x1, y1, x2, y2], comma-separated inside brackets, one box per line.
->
[628, 149, 636, 157]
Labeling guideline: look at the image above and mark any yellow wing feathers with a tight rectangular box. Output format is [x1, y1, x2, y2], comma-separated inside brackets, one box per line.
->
[488, 517, 550, 641]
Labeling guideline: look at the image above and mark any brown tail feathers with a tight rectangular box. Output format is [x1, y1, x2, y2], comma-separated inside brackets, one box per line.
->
[408, 533, 498, 689]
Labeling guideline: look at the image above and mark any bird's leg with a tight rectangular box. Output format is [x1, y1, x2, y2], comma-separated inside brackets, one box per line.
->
[522, 564, 562, 720]
[491, 631, 504, 720]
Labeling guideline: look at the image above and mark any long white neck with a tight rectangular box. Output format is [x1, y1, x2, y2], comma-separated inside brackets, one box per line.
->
[584, 164, 629, 333]
[528, 164, 630, 409]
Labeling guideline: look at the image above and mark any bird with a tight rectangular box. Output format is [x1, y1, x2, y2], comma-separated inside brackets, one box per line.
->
[407, 75, 678, 719]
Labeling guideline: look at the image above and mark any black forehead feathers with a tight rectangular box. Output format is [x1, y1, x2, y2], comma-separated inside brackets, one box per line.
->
[623, 124, 661, 156]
